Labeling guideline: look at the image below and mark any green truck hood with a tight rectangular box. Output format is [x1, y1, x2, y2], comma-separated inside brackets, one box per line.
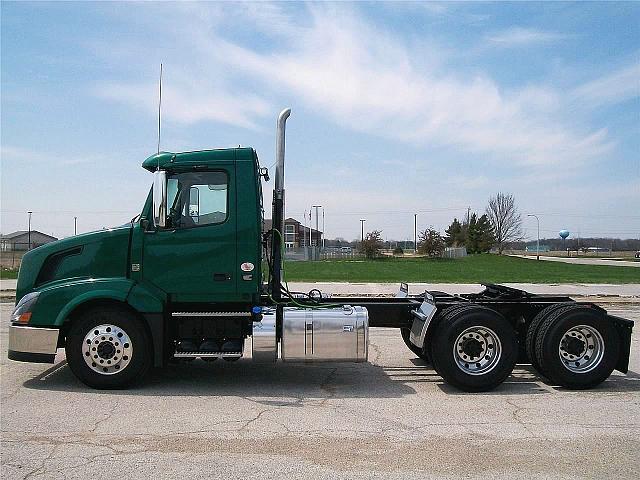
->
[16, 225, 132, 302]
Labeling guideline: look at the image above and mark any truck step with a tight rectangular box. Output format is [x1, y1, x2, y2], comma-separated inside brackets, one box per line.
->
[173, 351, 243, 359]
[171, 312, 251, 317]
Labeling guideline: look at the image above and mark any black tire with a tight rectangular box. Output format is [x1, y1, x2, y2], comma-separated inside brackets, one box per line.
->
[430, 305, 518, 392]
[534, 305, 620, 389]
[66, 306, 152, 389]
[525, 303, 571, 377]
[400, 327, 429, 361]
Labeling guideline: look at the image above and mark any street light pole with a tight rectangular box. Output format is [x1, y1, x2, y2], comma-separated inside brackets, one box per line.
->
[312, 205, 322, 248]
[360, 219, 366, 243]
[74, 216, 78, 236]
[527, 214, 540, 261]
[27, 211, 33, 250]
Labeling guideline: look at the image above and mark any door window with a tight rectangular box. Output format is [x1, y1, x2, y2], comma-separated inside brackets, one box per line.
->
[169, 171, 228, 229]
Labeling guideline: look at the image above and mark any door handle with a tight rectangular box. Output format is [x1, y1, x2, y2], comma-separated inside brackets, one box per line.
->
[214, 273, 231, 281]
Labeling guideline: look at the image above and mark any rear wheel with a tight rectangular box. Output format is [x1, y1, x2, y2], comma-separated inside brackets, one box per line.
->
[534, 305, 619, 389]
[66, 306, 152, 389]
[430, 305, 518, 392]
[525, 303, 571, 377]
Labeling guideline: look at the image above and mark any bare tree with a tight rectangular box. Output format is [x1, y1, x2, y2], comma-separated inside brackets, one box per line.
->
[360, 230, 384, 259]
[418, 228, 445, 258]
[485, 193, 522, 254]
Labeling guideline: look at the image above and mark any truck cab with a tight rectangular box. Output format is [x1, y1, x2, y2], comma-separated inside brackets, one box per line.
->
[9, 147, 267, 386]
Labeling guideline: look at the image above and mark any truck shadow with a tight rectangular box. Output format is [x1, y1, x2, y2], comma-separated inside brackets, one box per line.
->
[22, 358, 640, 397]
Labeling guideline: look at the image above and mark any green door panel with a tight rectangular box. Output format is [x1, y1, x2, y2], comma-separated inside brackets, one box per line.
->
[141, 164, 238, 302]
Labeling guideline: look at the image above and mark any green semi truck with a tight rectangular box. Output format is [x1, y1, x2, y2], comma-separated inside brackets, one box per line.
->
[9, 109, 634, 392]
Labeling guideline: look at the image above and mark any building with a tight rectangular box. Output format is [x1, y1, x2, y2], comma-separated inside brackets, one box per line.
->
[263, 218, 322, 249]
[0, 230, 58, 251]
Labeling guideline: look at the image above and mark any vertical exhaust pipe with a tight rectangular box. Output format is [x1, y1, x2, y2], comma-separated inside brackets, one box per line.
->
[274, 108, 291, 224]
[271, 108, 291, 303]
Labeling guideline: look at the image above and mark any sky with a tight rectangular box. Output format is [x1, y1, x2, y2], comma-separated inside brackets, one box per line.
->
[1, 1, 639, 243]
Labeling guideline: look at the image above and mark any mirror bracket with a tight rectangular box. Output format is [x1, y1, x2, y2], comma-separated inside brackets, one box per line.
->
[153, 170, 168, 228]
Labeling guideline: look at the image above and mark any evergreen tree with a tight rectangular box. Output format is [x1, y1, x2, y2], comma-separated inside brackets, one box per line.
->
[466, 213, 480, 253]
[476, 214, 495, 252]
[444, 218, 464, 247]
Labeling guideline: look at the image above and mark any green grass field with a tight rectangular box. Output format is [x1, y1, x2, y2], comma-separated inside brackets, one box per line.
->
[2, 255, 638, 284]
[0, 268, 18, 280]
[283, 255, 640, 284]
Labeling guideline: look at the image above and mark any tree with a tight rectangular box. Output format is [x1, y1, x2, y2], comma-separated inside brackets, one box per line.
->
[418, 228, 445, 258]
[444, 218, 465, 247]
[485, 192, 522, 254]
[393, 246, 404, 256]
[466, 213, 495, 253]
[360, 230, 383, 259]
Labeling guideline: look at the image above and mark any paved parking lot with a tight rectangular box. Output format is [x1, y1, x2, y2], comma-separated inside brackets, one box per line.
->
[1, 301, 639, 479]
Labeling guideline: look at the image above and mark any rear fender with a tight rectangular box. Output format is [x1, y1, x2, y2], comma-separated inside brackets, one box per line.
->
[609, 315, 634, 373]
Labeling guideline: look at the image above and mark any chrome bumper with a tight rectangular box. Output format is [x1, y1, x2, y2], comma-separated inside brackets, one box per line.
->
[8, 325, 59, 363]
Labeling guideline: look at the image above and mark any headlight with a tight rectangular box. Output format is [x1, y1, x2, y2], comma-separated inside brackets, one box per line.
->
[11, 292, 40, 324]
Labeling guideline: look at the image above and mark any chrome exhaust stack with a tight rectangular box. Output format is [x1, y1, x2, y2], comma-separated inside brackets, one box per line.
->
[274, 108, 291, 194]
[270, 108, 291, 302]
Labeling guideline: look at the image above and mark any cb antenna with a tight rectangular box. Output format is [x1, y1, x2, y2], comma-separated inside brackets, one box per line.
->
[157, 63, 163, 160]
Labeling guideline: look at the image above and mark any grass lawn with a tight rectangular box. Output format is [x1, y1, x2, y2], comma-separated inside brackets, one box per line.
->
[0, 268, 18, 280]
[283, 255, 640, 284]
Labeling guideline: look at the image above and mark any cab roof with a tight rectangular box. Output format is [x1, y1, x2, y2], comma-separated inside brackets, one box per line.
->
[142, 147, 256, 172]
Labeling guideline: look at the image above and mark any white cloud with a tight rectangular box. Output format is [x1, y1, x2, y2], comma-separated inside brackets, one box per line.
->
[95, 4, 617, 168]
[571, 63, 640, 108]
[95, 75, 271, 130]
[485, 27, 572, 46]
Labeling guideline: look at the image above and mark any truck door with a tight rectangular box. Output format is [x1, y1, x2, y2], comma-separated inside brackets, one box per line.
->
[141, 167, 237, 302]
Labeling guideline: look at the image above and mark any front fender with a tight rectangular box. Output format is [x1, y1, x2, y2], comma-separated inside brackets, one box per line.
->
[29, 278, 134, 327]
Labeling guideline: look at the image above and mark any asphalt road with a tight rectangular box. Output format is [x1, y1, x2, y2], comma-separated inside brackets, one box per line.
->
[1, 301, 639, 479]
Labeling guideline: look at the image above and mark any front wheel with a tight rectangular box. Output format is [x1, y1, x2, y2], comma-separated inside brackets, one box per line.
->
[66, 306, 152, 389]
[430, 305, 518, 392]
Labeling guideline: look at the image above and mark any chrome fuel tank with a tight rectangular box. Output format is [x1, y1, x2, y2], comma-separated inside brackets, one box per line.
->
[281, 306, 368, 362]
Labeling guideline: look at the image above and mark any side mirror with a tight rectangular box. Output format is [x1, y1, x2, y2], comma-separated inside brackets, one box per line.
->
[153, 170, 167, 228]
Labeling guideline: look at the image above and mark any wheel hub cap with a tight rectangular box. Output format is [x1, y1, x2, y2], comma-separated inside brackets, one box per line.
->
[558, 325, 604, 373]
[81, 324, 133, 375]
[453, 326, 502, 375]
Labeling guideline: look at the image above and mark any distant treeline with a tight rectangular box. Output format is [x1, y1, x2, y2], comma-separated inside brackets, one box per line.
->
[506, 237, 640, 251]
[325, 237, 640, 252]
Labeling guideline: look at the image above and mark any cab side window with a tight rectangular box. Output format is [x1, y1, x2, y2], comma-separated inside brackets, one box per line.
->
[170, 171, 228, 228]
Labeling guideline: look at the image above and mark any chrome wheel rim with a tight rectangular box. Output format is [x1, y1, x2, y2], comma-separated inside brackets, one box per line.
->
[81, 324, 133, 375]
[453, 326, 502, 375]
[558, 325, 604, 373]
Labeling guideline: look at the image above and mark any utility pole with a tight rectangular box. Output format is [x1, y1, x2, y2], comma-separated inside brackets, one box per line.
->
[74, 216, 78, 236]
[527, 214, 540, 261]
[322, 208, 325, 249]
[27, 211, 33, 250]
[414, 213, 417, 254]
[303, 212, 307, 248]
[312, 205, 322, 248]
[308, 209, 312, 249]
[360, 219, 366, 243]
